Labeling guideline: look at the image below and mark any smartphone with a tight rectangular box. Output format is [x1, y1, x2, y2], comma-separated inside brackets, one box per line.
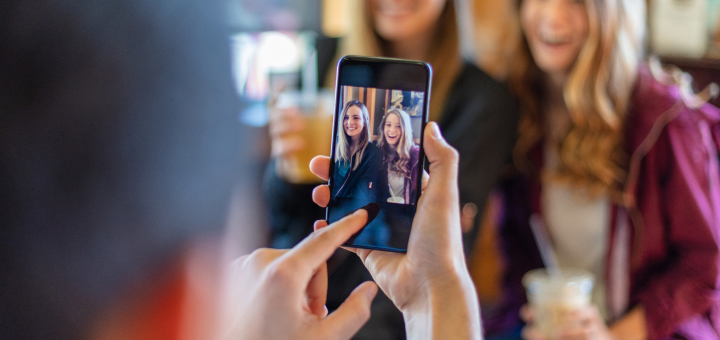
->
[326, 55, 432, 252]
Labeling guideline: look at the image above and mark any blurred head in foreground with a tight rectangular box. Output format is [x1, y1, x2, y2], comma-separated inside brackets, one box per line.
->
[0, 0, 245, 338]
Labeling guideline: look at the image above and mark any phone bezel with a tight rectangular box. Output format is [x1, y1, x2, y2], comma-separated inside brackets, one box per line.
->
[326, 55, 432, 253]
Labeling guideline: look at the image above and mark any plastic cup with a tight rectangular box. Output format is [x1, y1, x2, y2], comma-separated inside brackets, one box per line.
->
[522, 268, 595, 337]
[275, 90, 333, 184]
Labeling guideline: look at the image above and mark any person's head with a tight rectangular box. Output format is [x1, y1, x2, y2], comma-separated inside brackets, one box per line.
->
[0, 0, 243, 337]
[336, 100, 371, 170]
[334, 0, 464, 121]
[343, 102, 367, 140]
[378, 109, 415, 177]
[511, 0, 645, 197]
[369, 0, 447, 44]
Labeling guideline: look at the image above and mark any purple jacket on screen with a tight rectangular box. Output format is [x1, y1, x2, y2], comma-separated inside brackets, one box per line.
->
[485, 66, 720, 339]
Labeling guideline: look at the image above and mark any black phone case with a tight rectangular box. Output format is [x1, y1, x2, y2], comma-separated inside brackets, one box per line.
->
[326, 55, 432, 253]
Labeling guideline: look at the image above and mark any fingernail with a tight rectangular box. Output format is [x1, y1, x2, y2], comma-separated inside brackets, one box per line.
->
[430, 122, 442, 139]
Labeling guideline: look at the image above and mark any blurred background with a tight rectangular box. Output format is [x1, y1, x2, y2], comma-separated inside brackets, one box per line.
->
[229, 0, 720, 305]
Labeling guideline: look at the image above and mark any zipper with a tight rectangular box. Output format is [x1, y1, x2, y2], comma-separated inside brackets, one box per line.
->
[335, 161, 352, 197]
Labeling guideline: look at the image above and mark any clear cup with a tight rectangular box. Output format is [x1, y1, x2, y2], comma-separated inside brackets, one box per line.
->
[274, 90, 334, 184]
[522, 268, 595, 337]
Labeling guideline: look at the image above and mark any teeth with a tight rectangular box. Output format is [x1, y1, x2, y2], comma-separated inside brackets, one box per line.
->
[540, 31, 571, 44]
[378, 2, 412, 15]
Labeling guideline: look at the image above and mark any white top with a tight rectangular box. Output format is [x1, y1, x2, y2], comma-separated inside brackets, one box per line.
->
[388, 171, 405, 204]
[542, 145, 610, 320]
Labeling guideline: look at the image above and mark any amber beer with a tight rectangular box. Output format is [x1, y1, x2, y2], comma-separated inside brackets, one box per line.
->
[276, 91, 334, 184]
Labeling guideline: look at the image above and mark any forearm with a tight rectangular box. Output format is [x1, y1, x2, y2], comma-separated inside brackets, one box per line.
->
[403, 273, 482, 340]
[609, 306, 647, 340]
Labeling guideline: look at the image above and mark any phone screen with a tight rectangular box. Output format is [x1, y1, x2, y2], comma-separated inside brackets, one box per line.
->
[326, 56, 432, 252]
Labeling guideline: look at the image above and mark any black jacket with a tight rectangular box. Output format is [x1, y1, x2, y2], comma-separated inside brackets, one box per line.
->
[332, 142, 380, 201]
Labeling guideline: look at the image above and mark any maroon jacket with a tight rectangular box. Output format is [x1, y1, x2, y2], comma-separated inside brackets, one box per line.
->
[485, 67, 720, 339]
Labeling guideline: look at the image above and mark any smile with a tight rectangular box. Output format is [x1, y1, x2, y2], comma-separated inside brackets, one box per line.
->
[539, 31, 572, 45]
[377, 2, 414, 16]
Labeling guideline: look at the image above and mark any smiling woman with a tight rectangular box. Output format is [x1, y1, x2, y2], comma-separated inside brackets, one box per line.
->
[485, 0, 720, 338]
[376, 109, 419, 205]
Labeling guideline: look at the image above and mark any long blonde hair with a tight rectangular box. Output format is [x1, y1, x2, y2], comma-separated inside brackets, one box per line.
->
[510, 0, 646, 198]
[329, 0, 462, 122]
[378, 109, 415, 178]
[336, 100, 371, 170]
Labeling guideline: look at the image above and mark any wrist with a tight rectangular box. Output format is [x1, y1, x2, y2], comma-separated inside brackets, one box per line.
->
[402, 270, 481, 340]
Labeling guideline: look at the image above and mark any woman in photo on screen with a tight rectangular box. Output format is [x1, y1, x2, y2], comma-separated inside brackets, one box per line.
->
[483, 0, 720, 339]
[332, 100, 380, 206]
[375, 108, 419, 205]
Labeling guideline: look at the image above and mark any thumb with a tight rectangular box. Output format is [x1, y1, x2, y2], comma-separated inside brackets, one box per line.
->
[319, 281, 377, 339]
[422, 122, 459, 200]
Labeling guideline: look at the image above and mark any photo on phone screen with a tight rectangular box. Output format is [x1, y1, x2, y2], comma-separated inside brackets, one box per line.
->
[327, 56, 431, 252]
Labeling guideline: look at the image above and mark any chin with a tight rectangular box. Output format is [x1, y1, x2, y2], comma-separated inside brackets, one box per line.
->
[535, 58, 573, 75]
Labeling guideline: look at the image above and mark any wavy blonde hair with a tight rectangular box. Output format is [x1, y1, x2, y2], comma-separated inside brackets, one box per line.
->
[510, 0, 646, 198]
[378, 109, 415, 178]
[336, 100, 371, 170]
[328, 0, 462, 122]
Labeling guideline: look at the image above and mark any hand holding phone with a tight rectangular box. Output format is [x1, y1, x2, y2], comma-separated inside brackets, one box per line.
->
[326, 56, 432, 252]
[310, 123, 482, 340]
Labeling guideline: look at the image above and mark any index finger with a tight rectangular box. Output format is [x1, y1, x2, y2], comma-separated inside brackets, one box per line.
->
[280, 208, 368, 276]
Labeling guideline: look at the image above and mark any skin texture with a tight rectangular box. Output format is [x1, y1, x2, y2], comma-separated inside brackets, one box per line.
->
[519, 0, 647, 339]
[310, 123, 481, 340]
[383, 113, 402, 146]
[369, 0, 446, 60]
[343, 106, 365, 143]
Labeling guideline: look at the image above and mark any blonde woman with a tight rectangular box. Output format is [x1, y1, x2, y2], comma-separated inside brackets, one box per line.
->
[485, 0, 720, 339]
[331, 100, 379, 202]
[375, 109, 419, 205]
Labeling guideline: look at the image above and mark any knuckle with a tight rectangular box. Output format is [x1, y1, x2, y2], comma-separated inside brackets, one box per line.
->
[248, 248, 284, 269]
[265, 260, 296, 285]
[445, 146, 460, 164]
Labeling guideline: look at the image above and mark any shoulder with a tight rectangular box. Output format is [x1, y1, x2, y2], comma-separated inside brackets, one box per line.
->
[440, 60, 519, 136]
[445, 61, 518, 113]
[627, 65, 720, 149]
[366, 141, 379, 152]
[411, 144, 420, 155]
[628, 65, 685, 127]
[362, 142, 380, 160]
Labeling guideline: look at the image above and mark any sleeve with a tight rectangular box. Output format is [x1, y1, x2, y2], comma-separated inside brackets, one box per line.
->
[440, 73, 520, 253]
[483, 178, 545, 336]
[633, 114, 720, 339]
[262, 159, 325, 249]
